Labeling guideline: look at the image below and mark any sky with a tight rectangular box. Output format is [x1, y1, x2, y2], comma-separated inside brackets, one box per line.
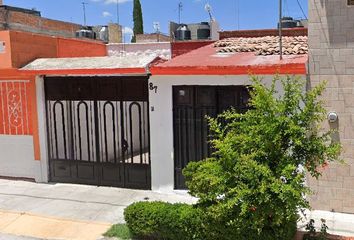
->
[4, 0, 308, 39]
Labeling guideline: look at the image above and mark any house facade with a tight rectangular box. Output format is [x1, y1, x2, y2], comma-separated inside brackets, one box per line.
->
[149, 35, 308, 191]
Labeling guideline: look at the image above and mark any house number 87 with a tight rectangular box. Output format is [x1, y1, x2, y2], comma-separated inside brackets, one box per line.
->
[149, 83, 158, 93]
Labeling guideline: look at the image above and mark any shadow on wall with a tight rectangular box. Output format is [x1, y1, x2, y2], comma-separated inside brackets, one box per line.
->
[316, 0, 354, 46]
[329, 119, 341, 145]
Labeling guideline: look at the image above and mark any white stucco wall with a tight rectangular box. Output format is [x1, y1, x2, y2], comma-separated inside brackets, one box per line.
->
[0, 135, 36, 179]
[36, 76, 49, 182]
[149, 74, 305, 192]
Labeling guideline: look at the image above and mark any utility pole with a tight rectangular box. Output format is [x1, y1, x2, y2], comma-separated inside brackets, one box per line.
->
[82, 2, 88, 26]
[279, 0, 283, 60]
[178, 2, 183, 24]
[116, 0, 119, 25]
[236, 0, 240, 30]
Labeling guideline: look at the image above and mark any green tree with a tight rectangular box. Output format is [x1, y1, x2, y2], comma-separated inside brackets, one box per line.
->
[183, 76, 341, 240]
[132, 0, 144, 43]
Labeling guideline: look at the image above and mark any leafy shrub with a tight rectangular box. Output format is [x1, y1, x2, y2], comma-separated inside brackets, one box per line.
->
[183, 76, 341, 240]
[124, 201, 205, 240]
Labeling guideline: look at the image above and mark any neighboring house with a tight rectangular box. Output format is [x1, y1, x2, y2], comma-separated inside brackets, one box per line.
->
[307, 0, 354, 216]
[0, 2, 122, 43]
[0, 3, 81, 38]
[0, 30, 107, 182]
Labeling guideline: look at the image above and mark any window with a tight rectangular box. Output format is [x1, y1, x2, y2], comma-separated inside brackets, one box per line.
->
[348, 0, 354, 5]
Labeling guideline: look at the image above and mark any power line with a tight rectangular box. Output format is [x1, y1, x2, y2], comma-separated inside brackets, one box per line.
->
[296, 0, 307, 19]
[284, 0, 290, 16]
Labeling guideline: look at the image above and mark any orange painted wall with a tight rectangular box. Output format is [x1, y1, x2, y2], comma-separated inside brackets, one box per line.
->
[0, 31, 13, 69]
[57, 38, 106, 58]
[1, 30, 108, 69]
[9, 31, 58, 68]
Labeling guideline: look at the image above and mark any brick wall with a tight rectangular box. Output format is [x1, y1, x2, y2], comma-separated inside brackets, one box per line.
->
[57, 38, 106, 58]
[0, 7, 81, 37]
[0, 30, 107, 69]
[9, 31, 57, 68]
[219, 28, 308, 39]
[108, 23, 122, 43]
[308, 0, 354, 214]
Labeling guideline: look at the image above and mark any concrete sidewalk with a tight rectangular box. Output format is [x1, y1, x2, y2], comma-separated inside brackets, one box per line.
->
[0, 179, 196, 239]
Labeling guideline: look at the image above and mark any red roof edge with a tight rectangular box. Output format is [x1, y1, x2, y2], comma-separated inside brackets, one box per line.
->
[150, 64, 307, 76]
[219, 28, 308, 39]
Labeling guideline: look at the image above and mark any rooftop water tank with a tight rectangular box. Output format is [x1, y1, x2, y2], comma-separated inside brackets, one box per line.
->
[175, 24, 191, 41]
[279, 17, 298, 29]
[197, 22, 211, 40]
[75, 27, 96, 39]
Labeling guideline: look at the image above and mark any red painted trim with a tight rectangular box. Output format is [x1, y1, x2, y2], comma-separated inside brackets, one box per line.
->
[20, 68, 147, 75]
[150, 64, 307, 75]
[0, 69, 36, 79]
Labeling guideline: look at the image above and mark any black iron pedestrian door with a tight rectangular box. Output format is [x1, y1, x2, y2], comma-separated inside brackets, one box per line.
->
[45, 76, 151, 189]
[173, 86, 250, 189]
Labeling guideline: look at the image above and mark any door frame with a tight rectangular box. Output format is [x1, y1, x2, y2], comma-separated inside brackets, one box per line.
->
[172, 85, 250, 189]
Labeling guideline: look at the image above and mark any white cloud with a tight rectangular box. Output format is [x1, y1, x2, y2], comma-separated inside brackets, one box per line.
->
[102, 11, 112, 17]
[123, 26, 133, 35]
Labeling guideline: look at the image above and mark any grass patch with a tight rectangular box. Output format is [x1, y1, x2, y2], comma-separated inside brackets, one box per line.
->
[104, 224, 133, 239]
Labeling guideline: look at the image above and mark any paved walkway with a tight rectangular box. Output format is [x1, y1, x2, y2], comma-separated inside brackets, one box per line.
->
[0, 179, 196, 240]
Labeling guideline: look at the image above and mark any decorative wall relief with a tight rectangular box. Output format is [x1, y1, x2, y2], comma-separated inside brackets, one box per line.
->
[0, 80, 31, 135]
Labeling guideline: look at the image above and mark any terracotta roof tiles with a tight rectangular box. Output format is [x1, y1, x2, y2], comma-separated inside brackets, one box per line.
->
[214, 36, 308, 56]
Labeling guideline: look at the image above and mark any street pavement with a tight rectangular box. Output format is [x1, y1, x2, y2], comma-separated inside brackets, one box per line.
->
[0, 179, 196, 240]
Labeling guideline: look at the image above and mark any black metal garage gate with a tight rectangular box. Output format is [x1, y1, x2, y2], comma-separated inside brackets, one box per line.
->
[173, 86, 250, 189]
[45, 76, 151, 189]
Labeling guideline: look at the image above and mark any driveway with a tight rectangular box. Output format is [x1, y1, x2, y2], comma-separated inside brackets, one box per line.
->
[0, 179, 196, 240]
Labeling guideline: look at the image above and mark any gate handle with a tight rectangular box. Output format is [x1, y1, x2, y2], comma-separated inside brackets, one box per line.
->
[122, 139, 129, 152]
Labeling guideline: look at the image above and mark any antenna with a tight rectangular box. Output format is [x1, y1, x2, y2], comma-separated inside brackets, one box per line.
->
[204, 3, 215, 22]
[236, 0, 240, 29]
[178, 2, 183, 24]
[116, 0, 120, 24]
[153, 22, 160, 33]
[82, 2, 88, 26]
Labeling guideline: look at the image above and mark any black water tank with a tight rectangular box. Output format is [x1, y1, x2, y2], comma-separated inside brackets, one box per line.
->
[197, 22, 210, 40]
[175, 24, 191, 41]
[279, 17, 298, 28]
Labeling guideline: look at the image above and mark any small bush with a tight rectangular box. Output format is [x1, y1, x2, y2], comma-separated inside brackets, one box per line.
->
[124, 201, 205, 240]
